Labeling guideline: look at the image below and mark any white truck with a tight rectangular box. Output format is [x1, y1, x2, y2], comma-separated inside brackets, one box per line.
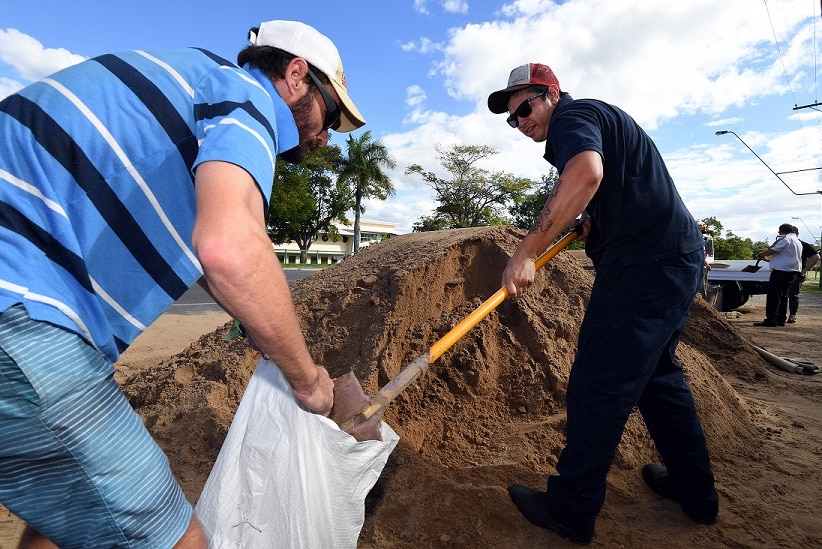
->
[702, 233, 771, 311]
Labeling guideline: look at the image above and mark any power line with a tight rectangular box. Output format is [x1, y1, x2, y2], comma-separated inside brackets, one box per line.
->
[763, 0, 799, 104]
[763, 0, 821, 191]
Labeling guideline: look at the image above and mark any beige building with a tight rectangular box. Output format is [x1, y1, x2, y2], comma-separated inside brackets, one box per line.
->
[274, 219, 400, 265]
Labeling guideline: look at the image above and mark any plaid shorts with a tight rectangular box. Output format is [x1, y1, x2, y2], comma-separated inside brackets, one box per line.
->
[0, 305, 192, 548]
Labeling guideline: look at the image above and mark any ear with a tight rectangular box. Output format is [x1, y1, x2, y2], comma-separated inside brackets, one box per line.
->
[276, 57, 311, 103]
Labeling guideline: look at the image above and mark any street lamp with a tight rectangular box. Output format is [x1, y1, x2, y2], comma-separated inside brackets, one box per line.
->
[715, 130, 822, 197]
[716, 130, 822, 286]
[791, 216, 817, 243]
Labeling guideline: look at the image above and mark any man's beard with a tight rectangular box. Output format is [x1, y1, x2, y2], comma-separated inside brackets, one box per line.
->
[280, 92, 321, 164]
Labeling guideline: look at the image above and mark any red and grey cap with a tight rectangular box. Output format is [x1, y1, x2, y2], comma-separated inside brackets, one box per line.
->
[487, 63, 561, 114]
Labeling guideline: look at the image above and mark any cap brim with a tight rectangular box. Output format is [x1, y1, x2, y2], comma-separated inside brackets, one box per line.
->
[328, 80, 366, 132]
[487, 84, 531, 114]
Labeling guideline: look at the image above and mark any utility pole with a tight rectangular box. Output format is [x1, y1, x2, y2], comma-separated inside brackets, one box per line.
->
[792, 101, 822, 111]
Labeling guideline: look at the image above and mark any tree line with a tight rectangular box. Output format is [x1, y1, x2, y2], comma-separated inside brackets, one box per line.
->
[268, 136, 768, 260]
[698, 217, 773, 261]
[269, 140, 564, 260]
[267, 130, 396, 263]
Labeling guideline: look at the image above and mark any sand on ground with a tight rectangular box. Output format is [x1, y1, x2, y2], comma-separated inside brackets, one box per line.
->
[1, 226, 821, 548]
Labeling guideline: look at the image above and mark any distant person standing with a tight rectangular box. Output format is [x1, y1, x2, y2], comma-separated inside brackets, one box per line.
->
[754, 223, 802, 327]
[787, 226, 820, 323]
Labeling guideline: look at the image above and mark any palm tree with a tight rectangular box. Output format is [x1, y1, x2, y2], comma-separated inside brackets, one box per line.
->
[338, 130, 397, 253]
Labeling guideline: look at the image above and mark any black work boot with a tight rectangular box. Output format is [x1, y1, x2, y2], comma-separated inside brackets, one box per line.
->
[642, 464, 718, 525]
[507, 484, 594, 545]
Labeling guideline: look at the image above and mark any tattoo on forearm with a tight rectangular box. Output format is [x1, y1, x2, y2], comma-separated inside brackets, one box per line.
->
[528, 180, 562, 235]
[529, 207, 553, 235]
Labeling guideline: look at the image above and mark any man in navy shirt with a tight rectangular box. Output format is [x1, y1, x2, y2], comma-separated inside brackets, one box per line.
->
[488, 63, 718, 544]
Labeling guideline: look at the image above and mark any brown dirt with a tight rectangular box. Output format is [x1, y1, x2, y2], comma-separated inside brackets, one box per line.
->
[2, 226, 821, 548]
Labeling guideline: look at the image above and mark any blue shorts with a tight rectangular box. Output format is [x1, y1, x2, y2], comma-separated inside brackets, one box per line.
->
[0, 305, 192, 548]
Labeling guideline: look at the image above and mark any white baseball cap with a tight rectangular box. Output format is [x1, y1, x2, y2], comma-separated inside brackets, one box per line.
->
[250, 20, 366, 132]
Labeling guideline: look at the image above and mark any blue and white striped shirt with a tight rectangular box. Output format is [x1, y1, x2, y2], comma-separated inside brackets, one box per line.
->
[0, 48, 298, 362]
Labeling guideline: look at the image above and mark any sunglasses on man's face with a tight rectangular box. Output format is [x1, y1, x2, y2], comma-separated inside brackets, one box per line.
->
[308, 69, 341, 131]
[506, 90, 547, 128]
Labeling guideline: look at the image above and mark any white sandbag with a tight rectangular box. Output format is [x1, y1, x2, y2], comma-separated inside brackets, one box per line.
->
[195, 358, 399, 548]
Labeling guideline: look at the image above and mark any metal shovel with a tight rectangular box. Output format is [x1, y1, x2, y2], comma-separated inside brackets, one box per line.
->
[330, 226, 582, 441]
[741, 259, 762, 273]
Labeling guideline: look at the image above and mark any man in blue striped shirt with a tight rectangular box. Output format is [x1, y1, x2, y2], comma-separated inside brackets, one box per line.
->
[0, 20, 364, 548]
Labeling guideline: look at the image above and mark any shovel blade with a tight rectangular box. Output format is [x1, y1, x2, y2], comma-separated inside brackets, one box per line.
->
[741, 259, 762, 273]
[330, 370, 382, 442]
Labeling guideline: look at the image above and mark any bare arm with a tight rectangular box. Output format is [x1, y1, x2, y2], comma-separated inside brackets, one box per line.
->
[503, 150, 602, 297]
[191, 161, 333, 415]
[757, 249, 775, 259]
[803, 253, 820, 275]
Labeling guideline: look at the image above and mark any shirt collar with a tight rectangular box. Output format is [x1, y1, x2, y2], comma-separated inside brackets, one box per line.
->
[542, 93, 574, 165]
[244, 65, 300, 154]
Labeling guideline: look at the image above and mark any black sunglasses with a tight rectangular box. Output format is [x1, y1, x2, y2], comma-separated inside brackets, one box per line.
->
[506, 90, 547, 128]
[308, 69, 341, 131]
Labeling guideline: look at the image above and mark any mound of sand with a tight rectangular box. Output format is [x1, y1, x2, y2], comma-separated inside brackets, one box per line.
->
[121, 226, 818, 547]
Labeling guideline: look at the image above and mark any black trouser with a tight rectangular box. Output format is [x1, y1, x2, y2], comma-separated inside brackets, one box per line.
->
[765, 270, 799, 324]
[544, 250, 716, 531]
[788, 273, 806, 316]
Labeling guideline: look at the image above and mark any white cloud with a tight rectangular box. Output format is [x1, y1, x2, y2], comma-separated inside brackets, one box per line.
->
[431, 0, 810, 129]
[414, 0, 429, 15]
[377, 0, 820, 239]
[443, 0, 469, 14]
[400, 37, 441, 55]
[405, 85, 427, 109]
[0, 28, 85, 84]
[706, 117, 744, 128]
[0, 76, 24, 99]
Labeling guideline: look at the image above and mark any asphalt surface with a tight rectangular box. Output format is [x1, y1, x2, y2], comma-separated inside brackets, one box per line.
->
[168, 269, 320, 314]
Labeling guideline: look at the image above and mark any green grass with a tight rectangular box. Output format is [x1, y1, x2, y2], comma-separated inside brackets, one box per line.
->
[800, 276, 822, 293]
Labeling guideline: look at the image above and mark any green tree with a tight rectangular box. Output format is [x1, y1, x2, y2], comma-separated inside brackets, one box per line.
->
[411, 215, 450, 232]
[509, 169, 586, 249]
[338, 130, 397, 253]
[267, 146, 353, 263]
[698, 217, 762, 260]
[509, 170, 558, 230]
[714, 231, 756, 260]
[698, 216, 723, 237]
[406, 144, 533, 230]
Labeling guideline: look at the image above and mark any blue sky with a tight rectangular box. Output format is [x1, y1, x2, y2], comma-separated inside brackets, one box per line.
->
[3, 0, 822, 244]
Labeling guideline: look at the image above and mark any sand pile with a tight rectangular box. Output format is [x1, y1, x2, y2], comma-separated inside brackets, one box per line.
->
[122, 226, 813, 547]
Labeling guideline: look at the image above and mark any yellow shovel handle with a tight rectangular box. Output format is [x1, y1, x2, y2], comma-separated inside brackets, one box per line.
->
[428, 227, 581, 362]
[338, 226, 583, 431]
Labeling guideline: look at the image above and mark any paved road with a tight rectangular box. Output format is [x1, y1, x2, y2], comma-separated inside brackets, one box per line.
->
[168, 269, 320, 314]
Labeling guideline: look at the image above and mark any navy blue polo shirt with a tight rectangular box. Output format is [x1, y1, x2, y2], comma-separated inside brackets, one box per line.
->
[544, 95, 702, 266]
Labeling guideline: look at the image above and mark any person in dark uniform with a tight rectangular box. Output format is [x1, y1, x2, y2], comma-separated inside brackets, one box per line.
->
[487, 63, 718, 545]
